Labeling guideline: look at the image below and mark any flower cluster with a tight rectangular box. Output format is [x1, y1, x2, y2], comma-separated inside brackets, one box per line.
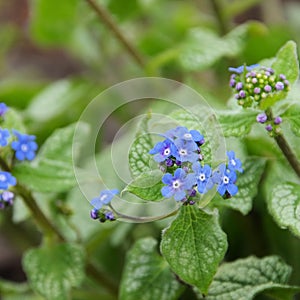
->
[89, 189, 118, 222]
[149, 126, 243, 203]
[0, 102, 38, 210]
[256, 112, 282, 136]
[229, 65, 290, 108]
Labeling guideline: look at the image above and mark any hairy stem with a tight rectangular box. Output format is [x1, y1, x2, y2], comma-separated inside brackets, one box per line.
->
[85, 0, 146, 68]
[266, 108, 300, 178]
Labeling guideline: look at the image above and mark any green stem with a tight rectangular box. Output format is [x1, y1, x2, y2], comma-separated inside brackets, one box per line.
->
[266, 108, 300, 179]
[210, 0, 230, 35]
[85, 0, 146, 68]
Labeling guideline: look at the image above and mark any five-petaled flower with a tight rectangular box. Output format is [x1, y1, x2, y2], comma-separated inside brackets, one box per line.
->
[173, 138, 198, 163]
[0, 171, 17, 190]
[192, 162, 213, 194]
[161, 168, 195, 201]
[90, 189, 119, 210]
[149, 139, 175, 163]
[213, 164, 238, 196]
[227, 151, 243, 173]
[11, 130, 38, 161]
[0, 129, 10, 147]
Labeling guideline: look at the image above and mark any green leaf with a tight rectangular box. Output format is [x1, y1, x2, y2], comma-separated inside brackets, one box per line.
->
[23, 243, 85, 300]
[217, 110, 257, 137]
[0, 279, 30, 295]
[267, 182, 300, 238]
[282, 104, 300, 136]
[161, 205, 228, 294]
[124, 170, 164, 201]
[13, 122, 89, 193]
[197, 256, 300, 300]
[259, 91, 288, 110]
[272, 40, 299, 85]
[119, 237, 184, 300]
[29, 0, 79, 46]
[2, 108, 26, 132]
[129, 113, 154, 178]
[212, 157, 266, 215]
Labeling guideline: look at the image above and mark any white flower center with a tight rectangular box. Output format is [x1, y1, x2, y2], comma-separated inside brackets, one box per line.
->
[223, 176, 229, 184]
[172, 180, 181, 189]
[179, 149, 187, 156]
[183, 133, 192, 139]
[100, 194, 108, 201]
[21, 144, 28, 152]
[198, 173, 206, 181]
[231, 159, 236, 166]
[163, 148, 171, 156]
[0, 175, 6, 182]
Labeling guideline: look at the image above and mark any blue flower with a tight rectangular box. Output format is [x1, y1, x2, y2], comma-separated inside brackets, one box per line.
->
[163, 126, 204, 144]
[0, 129, 10, 147]
[227, 151, 243, 173]
[149, 139, 176, 162]
[192, 162, 213, 194]
[213, 164, 238, 196]
[161, 168, 195, 201]
[0, 103, 8, 117]
[0, 171, 17, 190]
[228, 64, 259, 74]
[90, 189, 119, 210]
[1, 191, 14, 206]
[173, 138, 198, 163]
[11, 130, 38, 161]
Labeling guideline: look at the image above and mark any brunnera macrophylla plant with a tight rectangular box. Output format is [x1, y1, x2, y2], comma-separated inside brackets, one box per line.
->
[1, 40, 300, 300]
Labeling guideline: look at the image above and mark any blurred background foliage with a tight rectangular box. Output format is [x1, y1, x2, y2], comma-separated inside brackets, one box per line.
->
[1, 0, 300, 299]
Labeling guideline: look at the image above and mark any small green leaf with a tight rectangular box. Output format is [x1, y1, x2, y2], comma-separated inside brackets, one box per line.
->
[267, 182, 300, 238]
[13, 122, 89, 193]
[282, 104, 300, 136]
[29, 0, 79, 46]
[161, 205, 228, 294]
[217, 110, 257, 137]
[197, 256, 300, 300]
[2, 108, 26, 132]
[129, 113, 154, 178]
[124, 170, 164, 201]
[23, 243, 85, 300]
[259, 91, 288, 110]
[212, 157, 266, 215]
[119, 237, 184, 300]
[272, 40, 299, 85]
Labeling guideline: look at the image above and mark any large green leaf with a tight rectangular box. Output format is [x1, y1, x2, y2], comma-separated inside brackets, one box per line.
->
[129, 113, 154, 178]
[267, 182, 300, 238]
[197, 256, 300, 300]
[212, 157, 266, 215]
[161, 205, 227, 295]
[119, 237, 184, 300]
[282, 104, 300, 136]
[13, 122, 89, 193]
[29, 0, 79, 46]
[23, 243, 85, 300]
[217, 110, 257, 137]
[124, 170, 164, 201]
[272, 40, 299, 85]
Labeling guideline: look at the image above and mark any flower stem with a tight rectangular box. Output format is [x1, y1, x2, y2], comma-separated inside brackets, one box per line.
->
[266, 108, 300, 178]
[85, 0, 146, 68]
[210, 0, 230, 35]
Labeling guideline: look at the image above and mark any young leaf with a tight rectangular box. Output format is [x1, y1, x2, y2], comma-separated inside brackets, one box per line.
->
[197, 256, 300, 300]
[23, 243, 85, 300]
[2, 108, 26, 132]
[124, 170, 164, 201]
[217, 110, 257, 137]
[211, 157, 266, 215]
[282, 104, 300, 136]
[129, 113, 153, 178]
[119, 237, 184, 300]
[272, 40, 299, 86]
[161, 205, 228, 295]
[267, 182, 300, 238]
[12, 122, 89, 193]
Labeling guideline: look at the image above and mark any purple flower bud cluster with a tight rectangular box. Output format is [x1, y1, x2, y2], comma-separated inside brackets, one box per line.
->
[149, 127, 243, 202]
[89, 189, 118, 222]
[0, 172, 16, 210]
[229, 65, 290, 108]
[256, 112, 282, 136]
